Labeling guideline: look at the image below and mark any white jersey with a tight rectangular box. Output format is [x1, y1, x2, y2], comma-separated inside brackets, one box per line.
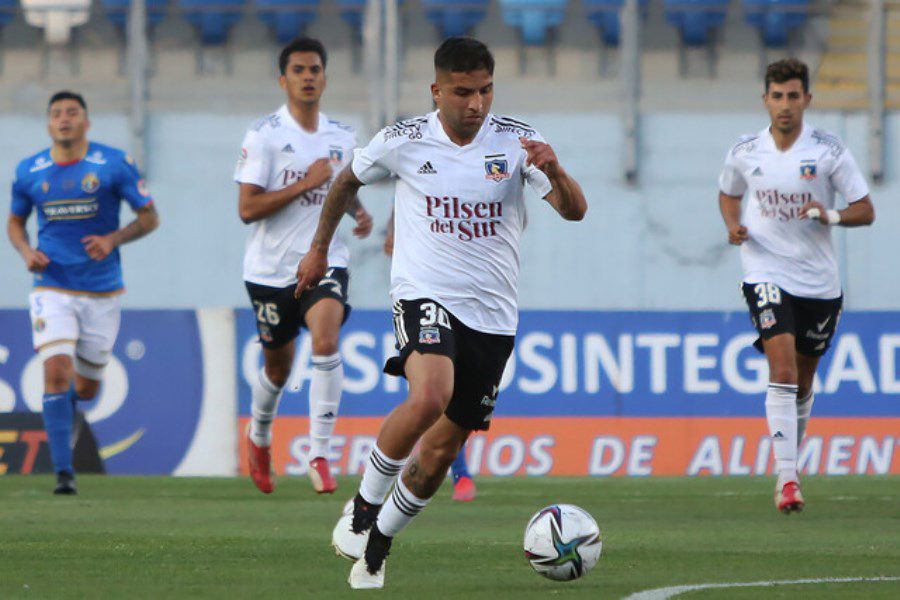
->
[234, 106, 356, 287]
[352, 111, 553, 335]
[718, 124, 869, 299]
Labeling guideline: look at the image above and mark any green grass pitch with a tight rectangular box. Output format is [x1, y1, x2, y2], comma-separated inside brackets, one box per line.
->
[0, 476, 898, 599]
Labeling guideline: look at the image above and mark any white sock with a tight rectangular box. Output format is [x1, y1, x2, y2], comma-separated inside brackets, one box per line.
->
[359, 444, 407, 506]
[376, 476, 430, 537]
[796, 390, 814, 448]
[766, 382, 799, 484]
[309, 353, 343, 459]
[250, 368, 283, 448]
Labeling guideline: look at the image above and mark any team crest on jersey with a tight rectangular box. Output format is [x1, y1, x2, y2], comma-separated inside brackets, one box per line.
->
[329, 146, 343, 164]
[258, 323, 273, 343]
[419, 327, 441, 345]
[41, 181, 50, 193]
[81, 172, 100, 194]
[800, 160, 817, 180]
[759, 308, 776, 330]
[484, 155, 510, 182]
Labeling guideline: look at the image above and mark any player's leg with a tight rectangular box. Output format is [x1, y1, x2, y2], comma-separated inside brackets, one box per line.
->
[303, 296, 345, 494]
[795, 352, 819, 446]
[30, 291, 79, 494]
[350, 414, 468, 589]
[451, 442, 476, 502]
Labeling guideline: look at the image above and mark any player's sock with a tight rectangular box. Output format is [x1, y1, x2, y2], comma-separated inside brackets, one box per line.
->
[766, 382, 799, 485]
[359, 444, 407, 505]
[41, 392, 74, 475]
[376, 476, 430, 537]
[309, 352, 343, 459]
[250, 368, 283, 448]
[450, 446, 470, 483]
[796, 390, 814, 447]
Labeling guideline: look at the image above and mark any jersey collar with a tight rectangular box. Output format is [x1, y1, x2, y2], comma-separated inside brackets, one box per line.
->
[279, 104, 326, 135]
[762, 122, 811, 154]
[429, 110, 492, 149]
[51, 141, 91, 166]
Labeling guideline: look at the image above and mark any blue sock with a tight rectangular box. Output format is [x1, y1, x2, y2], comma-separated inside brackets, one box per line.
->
[42, 392, 74, 475]
[451, 445, 470, 483]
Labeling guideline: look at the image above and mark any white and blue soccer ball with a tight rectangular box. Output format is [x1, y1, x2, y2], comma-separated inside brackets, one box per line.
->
[523, 504, 602, 581]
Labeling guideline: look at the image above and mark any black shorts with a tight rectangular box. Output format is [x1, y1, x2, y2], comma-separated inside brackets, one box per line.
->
[384, 298, 515, 431]
[245, 268, 351, 349]
[742, 282, 843, 357]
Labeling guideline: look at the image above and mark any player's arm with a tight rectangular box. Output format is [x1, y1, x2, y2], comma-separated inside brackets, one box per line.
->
[799, 196, 875, 227]
[238, 158, 332, 223]
[82, 204, 159, 261]
[6, 214, 50, 272]
[719, 192, 748, 245]
[295, 166, 365, 296]
[520, 137, 586, 221]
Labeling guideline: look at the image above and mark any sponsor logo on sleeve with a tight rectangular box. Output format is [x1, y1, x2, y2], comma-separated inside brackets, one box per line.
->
[137, 179, 150, 197]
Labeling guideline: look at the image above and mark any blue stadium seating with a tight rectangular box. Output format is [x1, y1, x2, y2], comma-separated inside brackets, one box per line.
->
[583, 0, 647, 47]
[743, 0, 808, 47]
[422, 0, 489, 38]
[257, 0, 320, 44]
[102, 0, 169, 31]
[499, 0, 568, 46]
[337, 0, 365, 33]
[0, 0, 15, 28]
[179, 0, 244, 45]
[664, 0, 728, 46]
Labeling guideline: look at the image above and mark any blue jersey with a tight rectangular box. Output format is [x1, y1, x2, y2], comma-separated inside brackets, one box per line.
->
[10, 142, 153, 294]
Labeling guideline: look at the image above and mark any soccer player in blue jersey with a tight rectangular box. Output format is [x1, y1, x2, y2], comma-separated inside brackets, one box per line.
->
[6, 91, 159, 494]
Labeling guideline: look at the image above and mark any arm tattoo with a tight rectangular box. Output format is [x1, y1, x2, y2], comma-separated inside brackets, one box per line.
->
[311, 168, 361, 251]
[112, 204, 158, 246]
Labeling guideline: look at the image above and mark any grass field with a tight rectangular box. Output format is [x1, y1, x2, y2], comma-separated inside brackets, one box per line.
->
[0, 475, 898, 599]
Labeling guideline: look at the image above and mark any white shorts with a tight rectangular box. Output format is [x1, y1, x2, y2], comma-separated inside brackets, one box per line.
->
[29, 289, 121, 372]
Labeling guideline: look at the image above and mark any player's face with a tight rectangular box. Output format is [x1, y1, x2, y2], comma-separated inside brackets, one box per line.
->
[763, 79, 810, 135]
[280, 52, 326, 105]
[47, 99, 89, 146]
[431, 69, 494, 139]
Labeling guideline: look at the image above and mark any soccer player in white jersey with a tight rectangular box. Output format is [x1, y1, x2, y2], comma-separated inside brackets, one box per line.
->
[718, 58, 874, 514]
[234, 38, 373, 496]
[297, 37, 587, 588]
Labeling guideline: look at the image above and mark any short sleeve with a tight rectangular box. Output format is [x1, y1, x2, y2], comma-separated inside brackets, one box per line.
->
[523, 130, 553, 199]
[718, 147, 747, 197]
[117, 154, 153, 210]
[830, 148, 869, 204]
[10, 166, 33, 217]
[351, 129, 396, 184]
[234, 127, 271, 187]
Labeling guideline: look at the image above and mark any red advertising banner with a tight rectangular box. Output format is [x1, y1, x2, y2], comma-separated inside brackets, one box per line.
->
[238, 417, 899, 478]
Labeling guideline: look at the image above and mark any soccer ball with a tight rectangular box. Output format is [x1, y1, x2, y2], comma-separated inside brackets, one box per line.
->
[523, 504, 602, 581]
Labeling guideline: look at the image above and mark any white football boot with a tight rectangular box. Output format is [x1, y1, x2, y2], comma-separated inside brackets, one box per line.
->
[332, 497, 371, 561]
[348, 556, 385, 589]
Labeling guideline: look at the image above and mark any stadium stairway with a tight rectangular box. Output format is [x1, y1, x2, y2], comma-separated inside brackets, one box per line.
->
[814, 0, 900, 110]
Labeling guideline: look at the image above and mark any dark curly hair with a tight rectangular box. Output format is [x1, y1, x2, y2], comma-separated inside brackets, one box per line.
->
[765, 58, 809, 94]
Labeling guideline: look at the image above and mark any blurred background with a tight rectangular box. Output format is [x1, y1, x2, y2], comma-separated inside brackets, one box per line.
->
[0, 1, 896, 479]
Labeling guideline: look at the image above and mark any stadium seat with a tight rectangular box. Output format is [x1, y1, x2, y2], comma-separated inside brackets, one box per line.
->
[179, 0, 244, 45]
[422, 0, 489, 38]
[21, 0, 91, 44]
[664, 0, 728, 46]
[583, 0, 647, 47]
[257, 0, 320, 44]
[499, 0, 567, 47]
[102, 0, 169, 32]
[743, 0, 808, 48]
[337, 0, 365, 33]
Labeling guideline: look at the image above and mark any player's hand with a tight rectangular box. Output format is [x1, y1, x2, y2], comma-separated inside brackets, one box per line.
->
[295, 249, 328, 298]
[728, 224, 749, 245]
[82, 235, 116, 261]
[383, 226, 394, 256]
[303, 158, 333, 191]
[352, 208, 373, 239]
[799, 201, 828, 224]
[23, 248, 50, 272]
[520, 137, 562, 178]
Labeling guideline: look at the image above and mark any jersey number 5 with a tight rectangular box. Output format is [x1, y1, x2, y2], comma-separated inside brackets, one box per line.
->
[754, 283, 782, 308]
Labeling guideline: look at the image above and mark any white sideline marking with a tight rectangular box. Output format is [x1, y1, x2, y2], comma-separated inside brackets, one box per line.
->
[623, 576, 900, 600]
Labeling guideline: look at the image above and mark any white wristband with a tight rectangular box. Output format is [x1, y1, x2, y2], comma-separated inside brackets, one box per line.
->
[806, 207, 841, 225]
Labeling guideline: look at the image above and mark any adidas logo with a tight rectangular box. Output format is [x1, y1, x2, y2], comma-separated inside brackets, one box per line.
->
[752, 166, 763, 176]
[319, 411, 335, 419]
[773, 431, 785, 439]
[417, 161, 437, 174]
[281, 144, 294, 153]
